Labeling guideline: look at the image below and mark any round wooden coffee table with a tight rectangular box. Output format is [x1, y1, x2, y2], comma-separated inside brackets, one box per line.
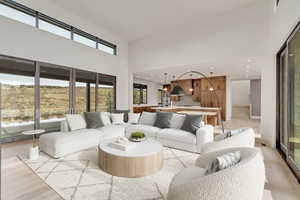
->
[98, 139, 163, 178]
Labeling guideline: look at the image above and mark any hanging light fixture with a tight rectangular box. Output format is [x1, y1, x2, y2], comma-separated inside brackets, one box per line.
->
[188, 73, 194, 92]
[163, 73, 168, 91]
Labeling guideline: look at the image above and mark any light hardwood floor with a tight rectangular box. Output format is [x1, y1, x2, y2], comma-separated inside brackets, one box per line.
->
[1, 107, 300, 200]
[1, 140, 63, 200]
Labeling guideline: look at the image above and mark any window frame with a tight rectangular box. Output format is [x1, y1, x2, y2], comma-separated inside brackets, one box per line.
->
[0, 0, 117, 55]
[133, 83, 148, 105]
[0, 54, 117, 141]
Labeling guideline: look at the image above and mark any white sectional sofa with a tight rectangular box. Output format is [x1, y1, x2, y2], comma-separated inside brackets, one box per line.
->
[39, 112, 214, 158]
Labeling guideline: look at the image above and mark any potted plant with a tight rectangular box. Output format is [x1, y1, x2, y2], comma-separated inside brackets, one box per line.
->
[129, 132, 146, 142]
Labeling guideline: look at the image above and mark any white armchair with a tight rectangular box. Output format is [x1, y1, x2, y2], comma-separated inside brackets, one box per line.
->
[168, 147, 265, 200]
[202, 128, 255, 154]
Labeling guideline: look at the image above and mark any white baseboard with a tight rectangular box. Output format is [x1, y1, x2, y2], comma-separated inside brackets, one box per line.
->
[251, 115, 261, 119]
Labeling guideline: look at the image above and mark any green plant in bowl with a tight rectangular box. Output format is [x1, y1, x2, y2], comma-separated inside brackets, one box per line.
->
[131, 132, 145, 139]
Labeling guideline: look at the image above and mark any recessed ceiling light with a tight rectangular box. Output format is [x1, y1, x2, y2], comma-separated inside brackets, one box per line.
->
[248, 59, 252, 63]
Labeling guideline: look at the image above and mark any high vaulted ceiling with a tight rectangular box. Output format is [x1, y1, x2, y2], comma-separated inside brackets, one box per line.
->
[54, 0, 258, 42]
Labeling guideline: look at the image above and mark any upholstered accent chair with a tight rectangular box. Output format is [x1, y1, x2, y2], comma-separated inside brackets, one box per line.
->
[201, 128, 255, 154]
[168, 147, 265, 200]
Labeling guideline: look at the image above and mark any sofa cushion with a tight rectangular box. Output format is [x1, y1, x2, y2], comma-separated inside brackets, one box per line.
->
[157, 128, 197, 144]
[154, 112, 173, 128]
[39, 129, 102, 158]
[66, 114, 86, 131]
[84, 112, 104, 129]
[125, 124, 160, 138]
[111, 113, 125, 124]
[100, 112, 111, 126]
[128, 113, 141, 124]
[114, 110, 130, 122]
[181, 115, 203, 134]
[170, 113, 186, 129]
[138, 112, 157, 126]
[98, 124, 129, 140]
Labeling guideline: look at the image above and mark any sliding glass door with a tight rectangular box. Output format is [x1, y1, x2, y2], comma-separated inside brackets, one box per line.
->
[75, 70, 97, 113]
[0, 57, 35, 138]
[39, 63, 71, 132]
[279, 49, 289, 154]
[97, 74, 116, 112]
[287, 25, 300, 173]
[278, 23, 300, 180]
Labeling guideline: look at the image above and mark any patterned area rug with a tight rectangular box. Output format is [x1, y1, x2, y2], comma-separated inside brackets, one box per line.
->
[19, 147, 199, 200]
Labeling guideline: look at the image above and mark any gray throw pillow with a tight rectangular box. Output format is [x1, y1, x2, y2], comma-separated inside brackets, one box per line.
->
[206, 151, 241, 174]
[154, 112, 173, 128]
[181, 115, 203, 134]
[84, 112, 104, 129]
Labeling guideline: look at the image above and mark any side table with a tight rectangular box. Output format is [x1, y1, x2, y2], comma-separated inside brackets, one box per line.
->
[22, 129, 45, 160]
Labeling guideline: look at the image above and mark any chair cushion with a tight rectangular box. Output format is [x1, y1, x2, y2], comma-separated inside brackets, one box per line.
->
[125, 124, 160, 138]
[157, 128, 197, 144]
[138, 112, 157, 126]
[206, 151, 241, 174]
[170, 166, 206, 187]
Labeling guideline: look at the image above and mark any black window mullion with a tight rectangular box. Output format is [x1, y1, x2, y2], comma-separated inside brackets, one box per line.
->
[34, 62, 40, 129]
[0, 0, 117, 54]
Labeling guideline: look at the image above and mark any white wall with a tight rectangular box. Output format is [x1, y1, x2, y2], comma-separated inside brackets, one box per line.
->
[231, 80, 250, 106]
[226, 77, 232, 121]
[133, 78, 162, 106]
[260, 0, 300, 147]
[0, 1, 130, 110]
[129, 1, 270, 74]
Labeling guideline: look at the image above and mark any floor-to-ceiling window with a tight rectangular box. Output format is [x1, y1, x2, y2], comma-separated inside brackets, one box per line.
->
[97, 74, 116, 112]
[75, 70, 97, 113]
[0, 55, 117, 141]
[0, 57, 35, 138]
[278, 22, 300, 180]
[39, 63, 71, 132]
[288, 25, 300, 170]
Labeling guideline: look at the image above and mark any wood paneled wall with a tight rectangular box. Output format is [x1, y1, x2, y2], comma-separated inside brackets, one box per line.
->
[172, 76, 226, 120]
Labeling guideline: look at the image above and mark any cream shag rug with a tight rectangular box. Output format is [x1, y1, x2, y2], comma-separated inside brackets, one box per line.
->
[19, 147, 199, 200]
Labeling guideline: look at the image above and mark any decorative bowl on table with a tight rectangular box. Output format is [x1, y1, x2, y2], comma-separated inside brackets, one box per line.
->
[129, 132, 146, 142]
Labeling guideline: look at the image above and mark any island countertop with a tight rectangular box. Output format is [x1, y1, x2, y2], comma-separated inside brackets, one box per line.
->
[152, 106, 221, 111]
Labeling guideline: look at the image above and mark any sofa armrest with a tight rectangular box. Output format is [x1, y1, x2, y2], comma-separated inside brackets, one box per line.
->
[60, 120, 70, 132]
[201, 128, 255, 154]
[196, 125, 214, 152]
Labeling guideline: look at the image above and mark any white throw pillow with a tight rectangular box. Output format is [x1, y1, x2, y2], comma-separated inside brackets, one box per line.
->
[66, 114, 86, 131]
[111, 113, 124, 124]
[170, 113, 186, 129]
[100, 112, 111, 126]
[138, 112, 157, 126]
[128, 113, 141, 124]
